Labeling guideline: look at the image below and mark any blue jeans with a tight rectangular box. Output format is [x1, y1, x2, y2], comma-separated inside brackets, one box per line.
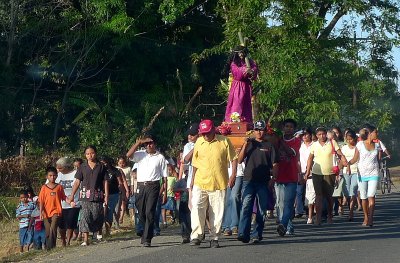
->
[238, 180, 269, 240]
[178, 201, 191, 239]
[222, 186, 232, 230]
[105, 193, 120, 223]
[275, 183, 297, 233]
[154, 196, 162, 234]
[222, 176, 243, 230]
[295, 184, 305, 215]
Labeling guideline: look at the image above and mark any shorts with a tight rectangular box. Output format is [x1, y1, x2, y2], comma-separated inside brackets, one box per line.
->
[161, 197, 176, 211]
[79, 201, 104, 233]
[33, 229, 46, 249]
[305, 178, 316, 205]
[343, 173, 358, 197]
[332, 176, 344, 197]
[59, 208, 80, 230]
[19, 227, 33, 246]
[358, 179, 378, 199]
[127, 195, 135, 210]
[312, 174, 335, 197]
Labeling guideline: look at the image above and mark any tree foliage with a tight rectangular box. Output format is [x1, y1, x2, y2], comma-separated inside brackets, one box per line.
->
[0, 0, 399, 163]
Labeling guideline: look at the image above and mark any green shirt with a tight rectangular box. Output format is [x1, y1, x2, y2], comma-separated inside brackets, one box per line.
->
[166, 176, 177, 197]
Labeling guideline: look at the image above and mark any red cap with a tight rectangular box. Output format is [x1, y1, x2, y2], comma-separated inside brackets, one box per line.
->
[198, 119, 214, 134]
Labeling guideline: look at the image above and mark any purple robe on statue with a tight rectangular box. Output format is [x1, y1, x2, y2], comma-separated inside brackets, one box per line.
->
[224, 59, 258, 123]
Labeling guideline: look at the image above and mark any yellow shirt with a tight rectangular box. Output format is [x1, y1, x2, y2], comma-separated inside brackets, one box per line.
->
[192, 134, 237, 191]
[310, 139, 339, 175]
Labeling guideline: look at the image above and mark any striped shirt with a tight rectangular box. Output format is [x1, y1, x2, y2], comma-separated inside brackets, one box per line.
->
[16, 202, 35, 228]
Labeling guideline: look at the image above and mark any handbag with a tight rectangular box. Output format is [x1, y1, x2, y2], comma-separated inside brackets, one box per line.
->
[330, 140, 340, 175]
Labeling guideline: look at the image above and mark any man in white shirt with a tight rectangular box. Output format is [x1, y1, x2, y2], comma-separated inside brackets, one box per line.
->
[55, 157, 80, 246]
[126, 134, 168, 247]
[177, 123, 199, 243]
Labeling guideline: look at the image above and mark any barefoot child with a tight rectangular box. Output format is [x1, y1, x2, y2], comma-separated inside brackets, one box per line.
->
[16, 190, 35, 253]
[39, 166, 74, 249]
[30, 197, 46, 250]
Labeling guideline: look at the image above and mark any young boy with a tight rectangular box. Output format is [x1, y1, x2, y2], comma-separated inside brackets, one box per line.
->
[30, 197, 46, 250]
[39, 166, 74, 250]
[16, 190, 35, 253]
[161, 163, 177, 227]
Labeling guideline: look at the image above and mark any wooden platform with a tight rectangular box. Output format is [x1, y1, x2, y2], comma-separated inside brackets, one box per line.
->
[227, 134, 248, 149]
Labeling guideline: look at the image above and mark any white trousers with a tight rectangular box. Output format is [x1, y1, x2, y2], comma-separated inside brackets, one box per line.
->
[190, 185, 226, 241]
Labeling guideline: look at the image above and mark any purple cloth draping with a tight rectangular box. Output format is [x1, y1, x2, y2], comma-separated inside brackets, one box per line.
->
[224, 60, 258, 123]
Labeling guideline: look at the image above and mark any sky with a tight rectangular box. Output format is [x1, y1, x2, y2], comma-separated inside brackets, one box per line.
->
[393, 47, 400, 91]
[332, 11, 400, 92]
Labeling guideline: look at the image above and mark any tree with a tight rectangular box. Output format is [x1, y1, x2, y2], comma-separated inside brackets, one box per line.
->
[195, 0, 400, 129]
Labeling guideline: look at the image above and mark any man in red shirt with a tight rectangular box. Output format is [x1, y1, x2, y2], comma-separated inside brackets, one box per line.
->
[275, 119, 302, 236]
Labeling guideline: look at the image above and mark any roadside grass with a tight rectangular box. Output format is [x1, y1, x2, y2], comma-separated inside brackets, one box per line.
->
[1, 216, 136, 263]
[0, 218, 21, 262]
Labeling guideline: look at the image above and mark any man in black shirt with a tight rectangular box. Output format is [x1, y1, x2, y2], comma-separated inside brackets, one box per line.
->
[237, 120, 278, 243]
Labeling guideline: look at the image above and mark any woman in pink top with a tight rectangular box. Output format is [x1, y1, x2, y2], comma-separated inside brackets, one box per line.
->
[224, 46, 258, 123]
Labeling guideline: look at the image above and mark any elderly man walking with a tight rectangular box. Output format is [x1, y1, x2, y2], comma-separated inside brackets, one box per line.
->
[189, 119, 237, 248]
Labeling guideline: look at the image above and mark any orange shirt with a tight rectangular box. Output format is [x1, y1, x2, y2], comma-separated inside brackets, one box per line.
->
[38, 184, 66, 218]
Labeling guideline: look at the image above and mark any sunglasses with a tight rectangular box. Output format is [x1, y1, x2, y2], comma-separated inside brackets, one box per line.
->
[144, 141, 154, 146]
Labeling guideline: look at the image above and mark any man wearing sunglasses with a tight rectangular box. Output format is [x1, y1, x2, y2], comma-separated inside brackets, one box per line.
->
[126, 134, 168, 247]
[189, 119, 237, 248]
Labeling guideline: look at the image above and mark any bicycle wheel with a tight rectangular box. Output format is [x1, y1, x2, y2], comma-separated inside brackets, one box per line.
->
[381, 178, 386, 194]
[387, 169, 391, 193]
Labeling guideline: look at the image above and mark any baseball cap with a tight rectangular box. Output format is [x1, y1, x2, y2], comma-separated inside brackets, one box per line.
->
[198, 119, 214, 134]
[186, 123, 199, 136]
[254, 120, 266, 130]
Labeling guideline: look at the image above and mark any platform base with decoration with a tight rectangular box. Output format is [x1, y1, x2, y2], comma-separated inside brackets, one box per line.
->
[216, 121, 253, 149]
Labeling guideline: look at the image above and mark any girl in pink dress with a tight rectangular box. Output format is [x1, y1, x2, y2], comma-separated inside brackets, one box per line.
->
[224, 46, 258, 123]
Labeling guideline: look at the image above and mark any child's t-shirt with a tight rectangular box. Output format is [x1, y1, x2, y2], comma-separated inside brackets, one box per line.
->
[166, 176, 177, 197]
[15, 202, 35, 228]
[38, 184, 66, 219]
[30, 206, 44, 231]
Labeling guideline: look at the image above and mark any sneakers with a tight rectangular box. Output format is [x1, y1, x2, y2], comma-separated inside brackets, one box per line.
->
[252, 236, 263, 243]
[96, 234, 103, 242]
[223, 229, 232, 236]
[266, 210, 275, 219]
[295, 214, 303, 218]
[181, 238, 190, 244]
[210, 240, 220, 248]
[237, 235, 250, 243]
[190, 239, 201, 246]
[142, 242, 151, 247]
[285, 231, 295, 236]
[80, 242, 88, 246]
[307, 218, 313, 224]
[277, 224, 286, 237]
[231, 227, 238, 235]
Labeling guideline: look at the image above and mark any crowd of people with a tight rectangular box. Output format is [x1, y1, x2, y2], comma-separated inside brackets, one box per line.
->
[15, 118, 391, 252]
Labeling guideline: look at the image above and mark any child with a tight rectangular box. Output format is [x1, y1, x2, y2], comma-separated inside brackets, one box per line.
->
[39, 166, 73, 250]
[16, 190, 35, 253]
[161, 163, 177, 227]
[30, 197, 46, 250]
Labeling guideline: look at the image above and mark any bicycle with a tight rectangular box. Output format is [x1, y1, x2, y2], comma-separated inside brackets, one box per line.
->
[380, 156, 392, 194]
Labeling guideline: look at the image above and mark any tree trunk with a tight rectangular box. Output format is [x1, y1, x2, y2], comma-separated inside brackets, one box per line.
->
[6, 0, 17, 66]
[352, 88, 357, 109]
[52, 86, 71, 149]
